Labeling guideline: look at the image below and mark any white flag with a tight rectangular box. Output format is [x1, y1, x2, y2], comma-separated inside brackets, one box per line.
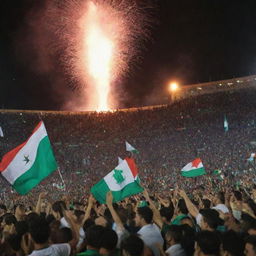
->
[125, 141, 139, 154]
[0, 126, 3, 137]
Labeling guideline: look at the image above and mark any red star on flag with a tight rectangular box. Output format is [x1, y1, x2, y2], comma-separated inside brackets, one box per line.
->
[191, 158, 201, 168]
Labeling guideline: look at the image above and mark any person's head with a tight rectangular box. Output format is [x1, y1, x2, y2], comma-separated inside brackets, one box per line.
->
[165, 225, 183, 247]
[95, 216, 109, 227]
[233, 191, 243, 201]
[29, 217, 50, 245]
[83, 218, 95, 233]
[13, 204, 25, 217]
[180, 224, 196, 256]
[178, 199, 189, 215]
[0, 204, 7, 216]
[74, 210, 85, 225]
[180, 216, 194, 228]
[215, 192, 225, 205]
[160, 206, 174, 224]
[52, 201, 66, 219]
[221, 230, 244, 256]
[195, 231, 221, 256]
[121, 235, 144, 256]
[202, 199, 211, 209]
[99, 227, 118, 255]
[135, 207, 153, 227]
[2, 213, 17, 227]
[248, 221, 256, 236]
[200, 209, 222, 231]
[86, 225, 105, 250]
[245, 236, 256, 256]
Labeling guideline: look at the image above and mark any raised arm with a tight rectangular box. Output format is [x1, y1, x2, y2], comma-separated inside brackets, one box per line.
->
[106, 191, 124, 230]
[143, 189, 164, 228]
[178, 189, 199, 218]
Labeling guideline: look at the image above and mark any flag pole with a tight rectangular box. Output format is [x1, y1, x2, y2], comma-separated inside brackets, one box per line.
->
[57, 167, 66, 191]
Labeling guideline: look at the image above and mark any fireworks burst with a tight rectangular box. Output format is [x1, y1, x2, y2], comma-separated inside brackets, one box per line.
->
[17, 0, 153, 111]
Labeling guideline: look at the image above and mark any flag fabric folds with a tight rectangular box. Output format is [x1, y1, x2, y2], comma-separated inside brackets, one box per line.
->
[0, 121, 57, 195]
[118, 156, 123, 165]
[181, 158, 206, 177]
[224, 115, 229, 132]
[125, 141, 139, 154]
[247, 153, 255, 162]
[0, 126, 3, 137]
[91, 158, 143, 204]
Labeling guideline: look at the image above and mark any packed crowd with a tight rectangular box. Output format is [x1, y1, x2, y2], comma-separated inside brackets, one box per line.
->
[1, 184, 256, 256]
[1, 88, 256, 255]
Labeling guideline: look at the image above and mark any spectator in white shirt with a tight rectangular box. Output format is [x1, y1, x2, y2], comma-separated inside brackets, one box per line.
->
[135, 206, 164, 256]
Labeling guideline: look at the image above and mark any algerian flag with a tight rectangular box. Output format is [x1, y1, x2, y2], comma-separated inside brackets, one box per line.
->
[247, 153, 255, 162]
[0, 121, 57, 195]
[125, 141, 139, 154]
[91, 157, 143, 203]
[213, 169, 222, 175]
[118, 157, 123, 165]
[0, 126, 3, 137]
[181, 158, 206, 177]
[224, 115, 229, 132]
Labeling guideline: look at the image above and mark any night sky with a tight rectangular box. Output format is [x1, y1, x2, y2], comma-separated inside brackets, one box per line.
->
[1, 0, 256, 110]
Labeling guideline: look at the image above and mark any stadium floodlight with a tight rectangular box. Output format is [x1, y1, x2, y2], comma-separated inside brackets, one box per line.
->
[169, 82, 179, 92]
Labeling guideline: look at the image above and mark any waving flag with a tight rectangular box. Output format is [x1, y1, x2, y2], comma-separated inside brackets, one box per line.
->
[0, 121, 57, 195]
[181, 158, 206, 177]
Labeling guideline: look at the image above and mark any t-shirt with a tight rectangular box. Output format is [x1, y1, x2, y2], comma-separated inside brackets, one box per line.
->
[212, 204, 229, 214]
[138, 224, 164, 256]
[29, 243, 71, 256]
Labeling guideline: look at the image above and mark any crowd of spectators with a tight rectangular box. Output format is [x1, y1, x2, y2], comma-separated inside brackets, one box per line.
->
[0, 87, 256, 255]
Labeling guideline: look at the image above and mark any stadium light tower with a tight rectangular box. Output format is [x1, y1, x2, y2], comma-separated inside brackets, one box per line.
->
[169, 82, 179, 92]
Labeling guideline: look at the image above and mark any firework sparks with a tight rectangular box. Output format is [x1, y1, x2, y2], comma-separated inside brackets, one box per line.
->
[17, 0, 152, 111]
[85, 2, 114, 111]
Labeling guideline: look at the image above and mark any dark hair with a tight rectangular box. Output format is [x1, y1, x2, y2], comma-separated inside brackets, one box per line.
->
[52, 201, 66, 218]
[15, 221, 28, 236]
[222, 230, 244, 256]
[233, 191, 242, 201]
[245, 236, 256, 254]
[160, 206, 174, 222]
[166, 225, 183, 243]
[178, 199, 188, 215]
[100, 228, 118, 251]
[180, 224, 195, 256]
[200, 209, 222, 229]
[86, 225, 105, 249]
[121, 235, 144, 256]
[137, 207, 153, 224]
[29, 217, 50, 244]
[0, 204, 7, 211]
[83, 218, 95, 233]
[202, 199, 211, 209]
[74, 210, 85, 219]
[196, 231, 221, 255]
[3, 213, 17, 225]
[217, 192, 225, 204]
[13, 204, 25, 213]
[26, 212, 39, 223]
